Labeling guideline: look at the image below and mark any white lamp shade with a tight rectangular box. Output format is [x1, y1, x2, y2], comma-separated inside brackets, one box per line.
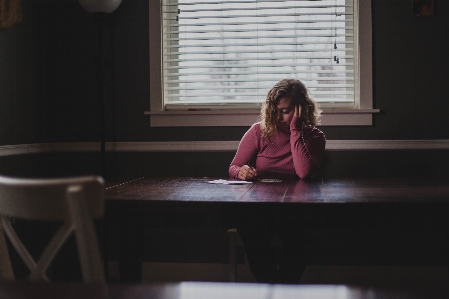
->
[78, 0, 122, 13]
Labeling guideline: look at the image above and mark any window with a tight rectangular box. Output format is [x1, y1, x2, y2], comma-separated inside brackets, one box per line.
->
[147, 0, 377, 126]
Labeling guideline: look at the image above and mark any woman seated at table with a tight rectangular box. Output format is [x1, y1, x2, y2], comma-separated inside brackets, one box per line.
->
[229, 78, 326, 180]
[229, 79, 326, 284]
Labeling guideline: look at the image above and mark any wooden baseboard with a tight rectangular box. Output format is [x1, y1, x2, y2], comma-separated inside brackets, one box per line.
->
[1, 140, 449, 157]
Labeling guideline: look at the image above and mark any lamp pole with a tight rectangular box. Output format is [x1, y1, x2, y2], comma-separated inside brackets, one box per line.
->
[78, 0, 121, 177]
[78, 0, 122, 281]
[95, 12, 107, 177]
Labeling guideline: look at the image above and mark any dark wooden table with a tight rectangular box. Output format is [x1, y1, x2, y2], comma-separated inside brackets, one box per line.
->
[105, 176, 449, 203]
[104, 177, 449, 282]
[1, 281, 449, 299]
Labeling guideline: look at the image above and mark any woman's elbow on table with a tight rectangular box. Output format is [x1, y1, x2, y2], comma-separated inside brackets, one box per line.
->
[295, 162, 320, 179]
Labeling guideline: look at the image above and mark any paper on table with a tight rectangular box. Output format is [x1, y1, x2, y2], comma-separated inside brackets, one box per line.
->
[258, 179, 282, 183]
[207, 179, 227, 184]
[207, 179, 253, 185]
[224, 181, 253, 185]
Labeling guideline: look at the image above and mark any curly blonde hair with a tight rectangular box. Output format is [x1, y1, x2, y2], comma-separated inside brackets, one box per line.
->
[260, 79, 321, 137]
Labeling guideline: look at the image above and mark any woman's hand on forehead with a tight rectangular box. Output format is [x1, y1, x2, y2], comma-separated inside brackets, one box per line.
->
[294, 105, 302, 118]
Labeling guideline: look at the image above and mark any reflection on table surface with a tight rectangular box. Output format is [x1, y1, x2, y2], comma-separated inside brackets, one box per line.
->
[1, 281, 449, 299]
[105, 176, 449, 203]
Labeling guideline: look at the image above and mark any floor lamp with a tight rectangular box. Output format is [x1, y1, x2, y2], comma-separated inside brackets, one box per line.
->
[78, 0, 122, 281]
[78, 0, 122, 178]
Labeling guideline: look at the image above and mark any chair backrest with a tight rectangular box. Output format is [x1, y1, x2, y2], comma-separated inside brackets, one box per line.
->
[0, 175, 105, 282]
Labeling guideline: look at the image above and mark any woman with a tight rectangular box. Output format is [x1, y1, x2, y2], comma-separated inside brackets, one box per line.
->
[230, 79, 326, 283]
[229, 78, 326, 180]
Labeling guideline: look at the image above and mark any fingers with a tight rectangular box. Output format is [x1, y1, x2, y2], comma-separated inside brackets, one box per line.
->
[238, 165, 258, 180]
[240, 165, 257, 180]
[294, 105, 302, 118]
[247, 166, 258, 179]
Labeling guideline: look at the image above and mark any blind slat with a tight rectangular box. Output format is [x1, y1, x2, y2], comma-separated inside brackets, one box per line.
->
[165, 93, 355, 98]
[170, 13, 352, 20]
[165, 56, 354, 63]
[165, 70, 354, 77]
[165, 4, 351, 13]
[166, 87, 355, 92]
[165, 41, 353, 49]
[166, 78, 355, 83]
[167, 27, 353, 35]
[165, 48, 354, 55]
[165, 19, 350, 27]
[170, 0, 347, 6]
[165, 34, 353, 42]
[165, 62, 354, 69]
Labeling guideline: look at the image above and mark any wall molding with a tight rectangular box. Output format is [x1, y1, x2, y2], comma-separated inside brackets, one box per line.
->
[0, 143, 56, 157]
[1, 140, 449, 157]
[325, 139, 449, 150]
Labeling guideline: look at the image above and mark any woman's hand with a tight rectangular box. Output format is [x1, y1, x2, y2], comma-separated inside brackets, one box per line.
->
[290, 105, 303, 129]
[238, 165, 258, 180]
[294, 105, 303, 118]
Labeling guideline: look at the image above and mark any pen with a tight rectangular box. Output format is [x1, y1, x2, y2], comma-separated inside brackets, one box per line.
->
[245, 161, 257, 180]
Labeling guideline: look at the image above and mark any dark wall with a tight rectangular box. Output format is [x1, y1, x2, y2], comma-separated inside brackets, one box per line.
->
[0, 0, 448, 178]
[0, 1, 40, 145]
[0, 0, 101, 144]
[113, 0, 449, 141]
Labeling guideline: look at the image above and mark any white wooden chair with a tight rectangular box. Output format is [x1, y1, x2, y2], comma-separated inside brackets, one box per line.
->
[0, 175, 105, 282]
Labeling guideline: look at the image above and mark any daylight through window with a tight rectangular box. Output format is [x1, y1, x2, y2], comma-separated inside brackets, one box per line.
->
[162, 0, 356, 110]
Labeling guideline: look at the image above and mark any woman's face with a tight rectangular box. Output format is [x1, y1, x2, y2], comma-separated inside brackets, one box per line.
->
[275, 96, 295, 130]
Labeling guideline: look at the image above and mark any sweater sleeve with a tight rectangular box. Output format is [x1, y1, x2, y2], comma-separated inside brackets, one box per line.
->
[290, 116, 326, 179]
[229, 124, 259, 179]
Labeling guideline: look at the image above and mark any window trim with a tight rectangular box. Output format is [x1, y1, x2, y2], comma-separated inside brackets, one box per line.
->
[147, 0, 378, 127]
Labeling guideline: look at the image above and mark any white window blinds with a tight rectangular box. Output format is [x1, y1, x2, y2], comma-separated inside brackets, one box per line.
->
[162, 0, 356, 110]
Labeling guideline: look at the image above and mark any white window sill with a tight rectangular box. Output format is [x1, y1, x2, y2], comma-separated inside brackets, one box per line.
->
[144, 108, 381, 127]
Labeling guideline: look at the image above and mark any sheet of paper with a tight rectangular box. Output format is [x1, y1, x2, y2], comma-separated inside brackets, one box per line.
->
[258, 179, 282, 183]
[207, 179, 253, 185]
[223, 180, 253, 185]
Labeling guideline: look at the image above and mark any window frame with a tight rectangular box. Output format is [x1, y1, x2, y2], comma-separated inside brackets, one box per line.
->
[146, 0, 378, 127]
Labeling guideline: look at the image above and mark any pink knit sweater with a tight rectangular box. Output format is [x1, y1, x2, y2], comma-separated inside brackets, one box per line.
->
[229, 116, 326, 179]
